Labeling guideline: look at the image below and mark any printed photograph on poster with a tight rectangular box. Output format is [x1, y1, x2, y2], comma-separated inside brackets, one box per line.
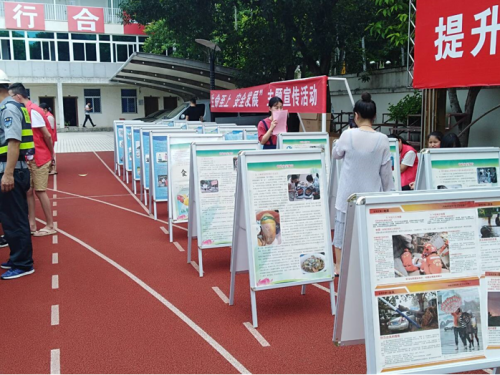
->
[437, 184, 463, 190]
[156, 152, 168, 163]
[378, 292, 438, 336]
[136, 167, 140, 175]
[438, 288, 482, 353]
[233, 157, 238, 171]
[256, 210, 281, 246]
[135, 141, 140, 150]
[288, 174, 320, 201]
[145, 154, 150, 163]
[478, 207, 500, 238]
[300, 253, 326, 274]
[488, 292, 500, 327]
[119, 140, 124, 148]
[392, 233, 450, 277]
[118, 128, 123, 137]
[200, 179, 219, 193]
[175, 188, 189, 220]
[477, 167, 498, 184]
[158, 175, 168, 187]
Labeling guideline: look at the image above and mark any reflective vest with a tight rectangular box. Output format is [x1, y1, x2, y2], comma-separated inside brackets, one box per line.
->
[26, 101, 52, 166]
[0, 101, 35, 162]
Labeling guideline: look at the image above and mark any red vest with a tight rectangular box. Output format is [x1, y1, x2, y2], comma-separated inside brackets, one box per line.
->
[401, 143, 418, 187]
[46, 111, 57, 143]
[26, 101, 52, 167]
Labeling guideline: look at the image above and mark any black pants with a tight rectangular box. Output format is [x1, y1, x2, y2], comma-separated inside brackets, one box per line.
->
[454, 327, 466, 346]
[0, 169, 33, 270]
[83, 114, 95, 127]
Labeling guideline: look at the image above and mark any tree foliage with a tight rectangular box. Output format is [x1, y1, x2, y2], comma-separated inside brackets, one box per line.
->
[120, 0, 402, 87]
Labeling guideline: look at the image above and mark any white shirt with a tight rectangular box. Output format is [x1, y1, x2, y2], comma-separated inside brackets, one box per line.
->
[47, 114, 55, 130]
[402, 150, 417, 167]
[30, 110, 45, 129]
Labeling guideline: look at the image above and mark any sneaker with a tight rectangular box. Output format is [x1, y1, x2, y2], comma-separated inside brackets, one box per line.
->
[0, 236, 8, 248]
[1, 267, 35, 280]
[1, 260, 13, 269]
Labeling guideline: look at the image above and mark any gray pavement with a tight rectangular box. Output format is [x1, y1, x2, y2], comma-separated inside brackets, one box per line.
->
[55, 132, 114, 153]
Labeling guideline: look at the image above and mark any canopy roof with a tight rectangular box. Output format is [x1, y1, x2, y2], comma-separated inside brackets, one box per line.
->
[111, 52, 238, 100]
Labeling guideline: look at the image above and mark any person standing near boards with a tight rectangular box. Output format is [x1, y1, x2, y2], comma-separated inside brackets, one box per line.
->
[332, 92, 394, 275]
[184, 98, 204, 122]
[258, 96, 284, 150]
[388, 134, 419, 191]
[83, 102, 96, 128]
[0, 72, 35, 279]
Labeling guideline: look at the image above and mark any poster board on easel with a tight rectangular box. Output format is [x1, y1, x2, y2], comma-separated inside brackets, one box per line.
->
[113, 120, 125, 176]
[414, 147, 500, 191]
[333, 188, 500, 374]
[167, 134, 224, 242]
[121, 121, 148, 183]
[148, 130, 195, 219]
[186, 141, 260, 277]
[218, 126, 257, 141]
[228, 149, 335, 328]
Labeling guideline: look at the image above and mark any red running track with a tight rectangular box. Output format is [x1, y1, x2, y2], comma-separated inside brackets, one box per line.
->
[0, 151, 485, 374]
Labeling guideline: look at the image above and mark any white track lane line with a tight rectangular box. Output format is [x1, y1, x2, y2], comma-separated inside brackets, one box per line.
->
[52, 235, 58, 245]
[483, 369, 493, 374]
[35, 218, 250, 374]
[53, 172, 57, 192]
[53, 210, 58, 217]
[46, 188, 188, 232]
[53, 201, 57, 207]
[212, 287, 229, 304]
[93, 151, 150, 214]
[191, 261, 200, 272]
[160, 226, 169, 235]
[173, 242, 185, 252]
[53, 194, 57, 199]
[312, 283, 337, 296]
[52, 253, 58, 264]
[50, 349, 60, 374]
[54, 194, 132, 200]
[52, 275, 59, 290]
[53, 222, 58, 229]
[243, 322, 270, 347]
[51, 305, 59, 326]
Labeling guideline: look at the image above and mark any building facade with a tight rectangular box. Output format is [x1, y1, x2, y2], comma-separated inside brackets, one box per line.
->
[0, 0, 181, 128]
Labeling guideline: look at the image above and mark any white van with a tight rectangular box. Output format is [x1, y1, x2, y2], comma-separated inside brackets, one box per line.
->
[152, 99, 267, 126]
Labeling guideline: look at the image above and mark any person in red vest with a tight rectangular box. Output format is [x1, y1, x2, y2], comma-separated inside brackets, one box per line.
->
[40, 103, 57, 175]
[8, 83, 56, 237]
[400, 248, 419, 273]
[389, 134, 418, 190]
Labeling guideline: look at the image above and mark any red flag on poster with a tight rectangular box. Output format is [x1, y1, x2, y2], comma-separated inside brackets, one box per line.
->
[414, 0, 500, 88]
[210, 76, 327, 113]
[4, 2, 45, 31]
[67, 6, 105, 34]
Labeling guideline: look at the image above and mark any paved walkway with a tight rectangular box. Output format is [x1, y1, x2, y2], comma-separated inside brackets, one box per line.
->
[55, 132, 114, 153]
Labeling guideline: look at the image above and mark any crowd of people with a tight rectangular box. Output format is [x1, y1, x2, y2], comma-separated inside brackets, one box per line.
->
[0, 70, 58, 280]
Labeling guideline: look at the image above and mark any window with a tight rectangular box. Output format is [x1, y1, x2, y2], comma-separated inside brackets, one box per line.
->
[73, 42, 85, 61]
[99, 43, 111, 62]
[113, 35, 136, 42]
[57, 33, 69, 39]
[71, 34, 97, 40]
[99, 35, 110, 41]
[84, 89, 101, 113]
[13, 40, 26, 60]
[85, 43, 97, 61]
[57, 42, 70, 61]
[121, 89, 137, 113]
[0, 40, 11, 60]
[116, 44, 129, 62]
[27, 32, 54, 39]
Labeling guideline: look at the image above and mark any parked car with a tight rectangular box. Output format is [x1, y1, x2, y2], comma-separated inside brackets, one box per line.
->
[156, 99, 266, 126]
[134, 108, 173, 122]
[387, 311, 416, 332]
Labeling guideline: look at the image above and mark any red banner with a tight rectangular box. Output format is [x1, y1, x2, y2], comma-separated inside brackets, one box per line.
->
[210, 76, 328, 113]
[5, 2, 45, 31]
[67, 6, 105, 34]
[414, 0, 500, 88]
[124, 23, 146, 36]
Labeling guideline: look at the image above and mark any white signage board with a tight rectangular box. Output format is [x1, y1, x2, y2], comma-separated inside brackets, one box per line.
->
[333, 188, 500, 374]
[113, 120, 125, 176]
[218, 126, 257, 141]
[187, 141, 261, 277]
[167, 134, 224, 241]
[415, 148, 500, 191]
[229, 149, 335, 327]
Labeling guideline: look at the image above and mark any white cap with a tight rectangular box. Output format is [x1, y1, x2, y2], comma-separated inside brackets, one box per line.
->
[0, 69, 10, 85]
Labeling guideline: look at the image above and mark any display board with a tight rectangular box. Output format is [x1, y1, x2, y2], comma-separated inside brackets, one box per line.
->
[389, 138, 402, 191]
[229, 149, 335, 327]
[140, 128, 152, 204]
[333, 188, 500, 374]
[203, 124, 219, 134]
[245, 128, 258, 141]
[167, 134, 224, 241]
[187, 141, 260, 277]
[113, 120, 125, 176]
[415, 148, 500, 191]
[123, 124, 134, 183]
[131, 128, 142, 193]
[148, 130, 195, 219]
[218, 126, 256, 141]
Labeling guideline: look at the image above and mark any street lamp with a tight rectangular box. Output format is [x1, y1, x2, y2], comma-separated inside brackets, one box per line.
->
[195, 39, 221, 91]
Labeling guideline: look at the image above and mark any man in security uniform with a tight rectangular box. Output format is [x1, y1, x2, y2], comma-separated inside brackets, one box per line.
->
[0, 69, 35, 280]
